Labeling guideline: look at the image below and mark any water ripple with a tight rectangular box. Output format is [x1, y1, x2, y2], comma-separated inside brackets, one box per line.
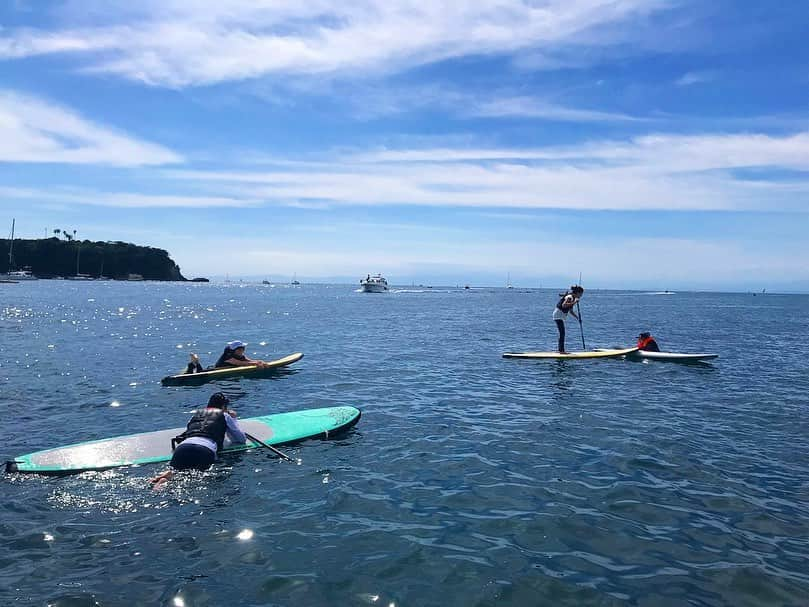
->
[1, 284, 808, 605]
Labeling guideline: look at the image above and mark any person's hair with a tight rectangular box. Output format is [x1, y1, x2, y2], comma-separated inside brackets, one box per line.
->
[571, 285, 584, 294]
[208, 392, 230, 409]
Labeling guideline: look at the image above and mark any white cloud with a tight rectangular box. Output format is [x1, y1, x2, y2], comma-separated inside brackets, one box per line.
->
[0, 90, 182, 166]
[163, 130, 809, 212]
[675, 71, 714, 86]
[469, 96, 643, 122]
[0, 186, 254, 208]
[351, 132, 809, 171]
[0, 1, 671, 87]
[5, 128, 809, 213]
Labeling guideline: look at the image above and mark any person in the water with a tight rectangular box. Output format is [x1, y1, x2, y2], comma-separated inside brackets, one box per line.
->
[637, 332, 661, 352]
[552, 285, 584, 354]
[184, 353, 204, 374]
[149, 392, 246, 489]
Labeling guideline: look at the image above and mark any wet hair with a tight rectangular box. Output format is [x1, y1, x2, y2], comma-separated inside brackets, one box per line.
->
[208, 392, 230, 409]
[571, 285, 584, 295]
[638, 332, 651, 339]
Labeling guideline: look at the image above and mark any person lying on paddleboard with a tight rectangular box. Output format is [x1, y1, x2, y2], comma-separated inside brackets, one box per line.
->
[214, 340, 272, 368]
[150, 392, 246, 489]
[181, 340, 271, 374]
[637, 332, 661, 352]
[552, 285, 584, 354]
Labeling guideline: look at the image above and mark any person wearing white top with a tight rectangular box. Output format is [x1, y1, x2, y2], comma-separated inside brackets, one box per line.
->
[552, 286, 584, 353]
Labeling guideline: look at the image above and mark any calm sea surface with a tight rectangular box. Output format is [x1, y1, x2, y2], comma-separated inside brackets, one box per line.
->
[1, 282, 807, 606]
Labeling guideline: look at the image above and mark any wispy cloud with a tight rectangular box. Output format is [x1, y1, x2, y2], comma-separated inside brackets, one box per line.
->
[8, 128, 804, 212]
[468, 96, 644, 122]
[351, 132, 809, 172]
[0, 90, 182, 166]
[675, 71, 714, 86]
[162, 130, 809, 212]
[0, 1, 674, 87]
[0, 186, 255, 208]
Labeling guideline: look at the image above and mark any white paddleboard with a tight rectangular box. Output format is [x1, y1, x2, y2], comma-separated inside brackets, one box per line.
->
[503, 347, 638, 360]
[595, 349, 718, 362]
[632, 350, 718, 361]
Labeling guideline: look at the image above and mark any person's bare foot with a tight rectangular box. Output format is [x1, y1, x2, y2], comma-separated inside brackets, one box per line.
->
[149, 470, 173, 490]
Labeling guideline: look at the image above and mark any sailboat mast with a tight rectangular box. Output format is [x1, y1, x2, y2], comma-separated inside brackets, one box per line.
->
[8, 218, 14, 269]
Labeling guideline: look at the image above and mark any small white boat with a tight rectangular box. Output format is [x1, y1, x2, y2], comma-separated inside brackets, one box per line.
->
[360, 273, 388, 293]
[3, 270, 37, 281]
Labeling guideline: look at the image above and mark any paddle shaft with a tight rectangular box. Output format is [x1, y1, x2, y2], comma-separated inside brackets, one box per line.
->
[244, 432, 295, 462]
[576, 301, 586, 349]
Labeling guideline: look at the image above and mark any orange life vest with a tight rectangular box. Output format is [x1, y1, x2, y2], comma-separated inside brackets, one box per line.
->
[637, 336, 655, 350]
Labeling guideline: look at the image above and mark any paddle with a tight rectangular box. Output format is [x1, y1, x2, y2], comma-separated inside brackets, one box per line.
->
[576, 301, 586, 350]
[575, 272, 586, 350]
[244, 432, 296, 463]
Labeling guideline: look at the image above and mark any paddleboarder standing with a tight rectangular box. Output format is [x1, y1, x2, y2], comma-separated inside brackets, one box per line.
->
[150, 392, 246, 489]
[552, 285, 584, 354]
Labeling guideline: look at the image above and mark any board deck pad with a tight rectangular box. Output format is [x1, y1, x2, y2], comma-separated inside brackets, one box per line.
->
[8, 405, 360, 474]
[502, 347, 639, 360]
[161, 352, 303, 385]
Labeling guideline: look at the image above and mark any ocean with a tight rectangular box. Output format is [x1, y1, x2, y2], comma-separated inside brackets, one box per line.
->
[1, 281, 807, 606]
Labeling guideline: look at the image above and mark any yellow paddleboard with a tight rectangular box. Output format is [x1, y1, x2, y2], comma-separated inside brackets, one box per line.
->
[161, 352, 303, 385]
[502, 347, 639, 360]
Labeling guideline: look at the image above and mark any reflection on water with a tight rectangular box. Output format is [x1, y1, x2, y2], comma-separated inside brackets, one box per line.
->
[1, 282, 808, 605]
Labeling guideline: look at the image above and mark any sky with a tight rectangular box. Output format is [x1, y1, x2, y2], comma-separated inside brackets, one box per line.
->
[1, 0, 808, 291]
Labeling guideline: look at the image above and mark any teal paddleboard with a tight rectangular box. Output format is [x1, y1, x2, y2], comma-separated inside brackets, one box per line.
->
[6, 405, 361, 475]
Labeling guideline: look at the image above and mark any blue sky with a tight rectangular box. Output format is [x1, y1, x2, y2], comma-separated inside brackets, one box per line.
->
[1, 0, 807, 290]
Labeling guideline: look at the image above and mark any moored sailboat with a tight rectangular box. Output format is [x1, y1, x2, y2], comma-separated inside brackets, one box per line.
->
[2, 219, 38, 280]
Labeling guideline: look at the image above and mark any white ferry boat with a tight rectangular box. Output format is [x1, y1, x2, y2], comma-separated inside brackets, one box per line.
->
[360, 273, 388, 293]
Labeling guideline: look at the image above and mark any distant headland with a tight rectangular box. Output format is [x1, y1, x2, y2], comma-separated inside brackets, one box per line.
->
[1, 237, 186, 281]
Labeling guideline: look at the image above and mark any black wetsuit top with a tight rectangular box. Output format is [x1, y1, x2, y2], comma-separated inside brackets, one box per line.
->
[215, 349, 248, 368]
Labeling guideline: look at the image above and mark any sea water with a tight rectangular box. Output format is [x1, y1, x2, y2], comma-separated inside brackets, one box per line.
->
[1, 282, 807, 606]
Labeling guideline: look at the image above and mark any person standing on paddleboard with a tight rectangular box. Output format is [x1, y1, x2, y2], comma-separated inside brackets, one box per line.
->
[552, 285, 584, 354]
[150, 392, 246, 488]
